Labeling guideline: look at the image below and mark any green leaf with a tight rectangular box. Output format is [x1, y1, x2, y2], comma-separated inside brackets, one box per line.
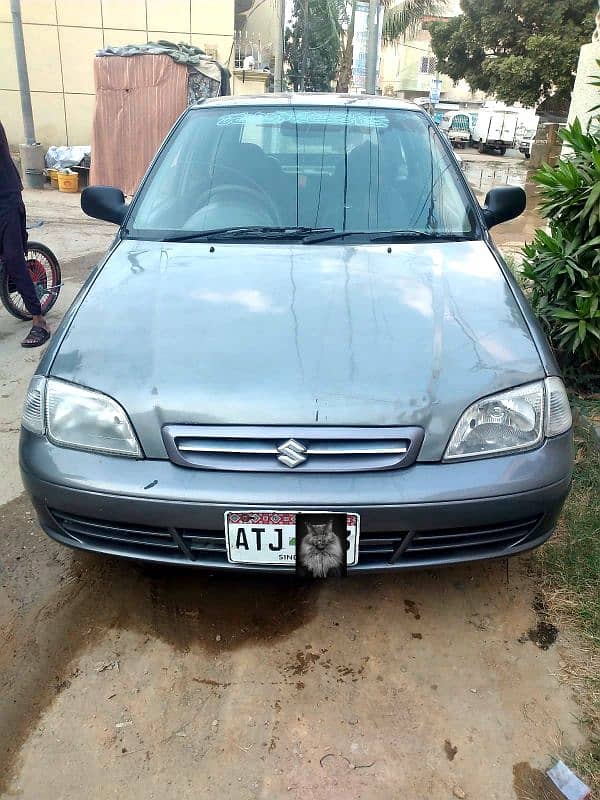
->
[560, 321, 580, 334]
[581, 182, 600, 221]
[383, 0, 446, 42]
[578, 235, 600, 254]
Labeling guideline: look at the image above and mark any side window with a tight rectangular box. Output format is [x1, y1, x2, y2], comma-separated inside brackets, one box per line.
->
[430, 130, 471, 231]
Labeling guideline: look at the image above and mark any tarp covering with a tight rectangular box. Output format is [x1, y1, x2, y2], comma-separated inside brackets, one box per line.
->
[97, 40, 220, 81]
[97, 41, 229, 95]
[45, 145, 90, 170]
[90, 54, 188, 196]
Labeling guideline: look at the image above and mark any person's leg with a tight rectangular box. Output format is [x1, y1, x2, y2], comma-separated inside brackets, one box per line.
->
[3, 209, 42, 316]
[16, 201, 48, 333]
[2, 207, 49, 346]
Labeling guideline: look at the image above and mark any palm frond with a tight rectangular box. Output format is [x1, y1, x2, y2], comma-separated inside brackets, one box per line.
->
[382, 0, 448, 43]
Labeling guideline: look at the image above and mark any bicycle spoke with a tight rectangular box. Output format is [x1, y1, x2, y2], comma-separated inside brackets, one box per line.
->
[2, 244, 60, 319]
[27, 250, 60, 313]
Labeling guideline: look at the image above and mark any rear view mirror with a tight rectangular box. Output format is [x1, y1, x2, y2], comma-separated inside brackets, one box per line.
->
[482, 186, 526, 228]
[81, 186, 127, 225]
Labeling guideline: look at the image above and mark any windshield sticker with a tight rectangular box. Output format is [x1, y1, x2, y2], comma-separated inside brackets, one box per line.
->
[216, 110, 390, 128]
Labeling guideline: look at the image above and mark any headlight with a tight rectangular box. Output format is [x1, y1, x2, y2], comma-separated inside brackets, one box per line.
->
[444, 378, 571, 460]
[22, 377, 142, 458]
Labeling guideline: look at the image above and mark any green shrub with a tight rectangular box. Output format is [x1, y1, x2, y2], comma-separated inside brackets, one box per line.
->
[521, 117, 600, 383]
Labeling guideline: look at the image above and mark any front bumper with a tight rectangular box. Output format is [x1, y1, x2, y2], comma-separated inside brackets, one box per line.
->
[20, 430, 573, 573]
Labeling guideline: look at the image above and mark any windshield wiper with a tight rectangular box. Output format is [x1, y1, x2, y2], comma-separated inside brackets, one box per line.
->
[303, 229, 474, 244]
[164, 226, 473, 244]
[164, 226, 334, 243]
[368, 230, 475, 243]
[302, 229, 371, 244]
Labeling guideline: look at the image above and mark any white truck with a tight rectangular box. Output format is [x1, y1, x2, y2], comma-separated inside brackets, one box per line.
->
[440, 112, 472, 148]
[472, 110, 519, 156]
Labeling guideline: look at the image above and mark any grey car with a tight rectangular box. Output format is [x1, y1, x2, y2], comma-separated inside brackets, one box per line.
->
[20, 94, 573, 574]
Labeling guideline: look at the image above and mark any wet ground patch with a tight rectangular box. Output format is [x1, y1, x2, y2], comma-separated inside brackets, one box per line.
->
[404, 599, 421, 619]
[444, 739, 458, 761]
[525, 595, 559, 650]
[141, 563, 316, 653]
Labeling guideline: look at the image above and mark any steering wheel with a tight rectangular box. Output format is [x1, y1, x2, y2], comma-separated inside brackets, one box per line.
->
[184, 165, 282, 229]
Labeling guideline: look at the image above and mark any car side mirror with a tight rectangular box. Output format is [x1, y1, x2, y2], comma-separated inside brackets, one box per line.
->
[81, 186, 127, 225]
[482, 186, 526, 228]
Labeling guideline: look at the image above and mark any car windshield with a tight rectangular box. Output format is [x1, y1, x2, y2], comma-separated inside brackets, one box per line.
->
[127, 105, 478, 241]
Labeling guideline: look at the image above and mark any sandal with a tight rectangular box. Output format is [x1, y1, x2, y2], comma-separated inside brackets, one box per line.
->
[21, 325, 50, 348]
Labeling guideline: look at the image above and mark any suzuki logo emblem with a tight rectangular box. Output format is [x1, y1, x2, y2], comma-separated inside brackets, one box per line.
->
[277, 438, 307, 468]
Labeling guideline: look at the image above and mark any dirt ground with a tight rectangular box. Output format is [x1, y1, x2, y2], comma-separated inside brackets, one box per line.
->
[0, 171, 583, 800]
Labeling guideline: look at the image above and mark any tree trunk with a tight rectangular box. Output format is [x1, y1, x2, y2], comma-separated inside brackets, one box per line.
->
[299, 0, 310, 91]
[336, 0, 357, 92]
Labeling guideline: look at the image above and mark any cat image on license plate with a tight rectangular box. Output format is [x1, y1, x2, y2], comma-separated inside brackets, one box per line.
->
[295, 513, 347, 578]
[224, 511, 359, 569]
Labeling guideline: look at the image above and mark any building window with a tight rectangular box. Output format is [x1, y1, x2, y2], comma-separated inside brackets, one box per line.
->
[420, 55, 437, 74]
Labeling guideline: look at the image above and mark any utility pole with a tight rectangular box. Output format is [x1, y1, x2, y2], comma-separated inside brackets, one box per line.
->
[365, 0, 379, 95]
[10, 0, 44, 187]
[273, 0, 285, 92]
[10, 0, 35, 144]
[299, 0, 309, 91]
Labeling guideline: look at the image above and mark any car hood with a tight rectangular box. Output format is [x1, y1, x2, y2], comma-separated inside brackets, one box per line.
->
[51, 239, 544, 460]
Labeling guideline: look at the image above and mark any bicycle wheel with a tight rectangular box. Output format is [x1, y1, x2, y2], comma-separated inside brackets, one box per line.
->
[0, 241, 61, 321]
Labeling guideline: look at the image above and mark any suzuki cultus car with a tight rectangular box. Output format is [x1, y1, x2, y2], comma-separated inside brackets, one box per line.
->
[20, 95, 572, 574]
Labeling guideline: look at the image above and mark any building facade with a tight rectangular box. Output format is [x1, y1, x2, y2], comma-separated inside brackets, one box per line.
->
[0, 0, 236, 147]
[379, 22, 486, 107]
[235, 0, 274, 71]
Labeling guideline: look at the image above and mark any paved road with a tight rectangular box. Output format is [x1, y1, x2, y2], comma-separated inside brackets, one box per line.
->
[0, 186, 579, 800]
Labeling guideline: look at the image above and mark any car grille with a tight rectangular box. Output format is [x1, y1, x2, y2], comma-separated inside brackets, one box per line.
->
[162, 425, 424, 473]
[49, 511, 228, 565]
[358, 517, 541, 565]
[49, 510, 542, 568]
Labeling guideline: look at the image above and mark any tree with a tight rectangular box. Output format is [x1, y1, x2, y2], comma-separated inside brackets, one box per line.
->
[336, 0, 356, 92]
[285, 0, 450, 95]
[429, 0, 598, 108]
[285, 0, 344, 92]
[337, 0, 446, 93]
[382, 0, 446, 43]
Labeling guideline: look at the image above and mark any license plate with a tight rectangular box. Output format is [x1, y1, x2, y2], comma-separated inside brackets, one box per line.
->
[225, 511, 360, 566]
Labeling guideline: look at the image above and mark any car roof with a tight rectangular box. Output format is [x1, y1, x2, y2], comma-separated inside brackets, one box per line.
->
[192, 92, 422, 112]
